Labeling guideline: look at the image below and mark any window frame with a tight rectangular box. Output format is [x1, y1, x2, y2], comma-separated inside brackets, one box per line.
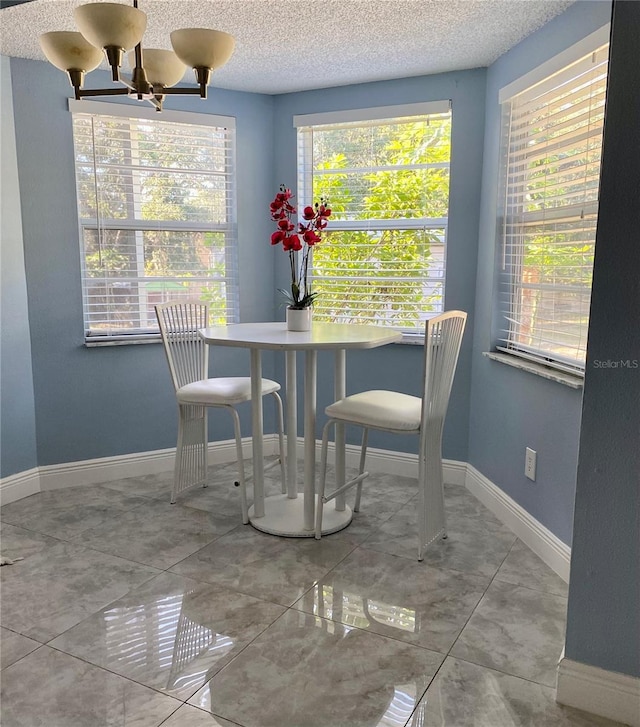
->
[69, 100, 239, 345]
[495, 27, 610, 375]
[294, 101, 452, 341]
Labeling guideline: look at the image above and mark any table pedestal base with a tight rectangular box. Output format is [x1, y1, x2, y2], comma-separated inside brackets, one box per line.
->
[248, 494, 353, 537]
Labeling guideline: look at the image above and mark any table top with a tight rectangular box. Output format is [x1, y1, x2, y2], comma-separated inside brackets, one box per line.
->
[199, 321, 402, 351]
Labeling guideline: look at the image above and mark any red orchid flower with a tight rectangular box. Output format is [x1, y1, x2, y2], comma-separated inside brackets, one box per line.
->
[283, 234, 302, 252]
[303, 229, 321, 245]
[278, 219, 294, 232]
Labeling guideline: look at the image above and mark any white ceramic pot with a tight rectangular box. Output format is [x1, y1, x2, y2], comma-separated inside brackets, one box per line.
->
[286, 306, 312, 331]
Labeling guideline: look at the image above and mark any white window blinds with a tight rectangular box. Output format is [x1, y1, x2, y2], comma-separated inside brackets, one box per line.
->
[71, 105, 238, 342]
[296, 103, 451, 334]
[498, 44, 608, 372]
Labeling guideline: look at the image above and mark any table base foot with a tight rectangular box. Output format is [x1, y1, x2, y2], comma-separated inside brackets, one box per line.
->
[248, 494, 352, 537]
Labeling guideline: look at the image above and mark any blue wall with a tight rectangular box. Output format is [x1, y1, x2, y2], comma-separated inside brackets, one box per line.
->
[8, 58, 277, 467]
[273, 70, 487, 460]
[0, 55, 37, 478]
[467, 1, 612, 545]
[565, 0, 640, 678]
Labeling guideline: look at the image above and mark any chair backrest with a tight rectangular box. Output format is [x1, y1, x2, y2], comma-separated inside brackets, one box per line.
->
[155, 301, 209, 391]
[421, 310, 467, 434]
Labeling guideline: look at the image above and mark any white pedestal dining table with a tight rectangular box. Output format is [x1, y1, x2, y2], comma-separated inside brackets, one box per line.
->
[199, 321, 402, 537]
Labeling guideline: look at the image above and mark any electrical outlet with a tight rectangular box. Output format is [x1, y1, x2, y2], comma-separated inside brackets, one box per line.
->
[525, 447, 537, 481]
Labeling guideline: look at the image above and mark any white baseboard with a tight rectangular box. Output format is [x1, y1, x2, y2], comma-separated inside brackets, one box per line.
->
[34, 436, 279, 492]
[557, 657, 640, 726]
[0, 467, 40, 505]
[465, 463, 571, 583]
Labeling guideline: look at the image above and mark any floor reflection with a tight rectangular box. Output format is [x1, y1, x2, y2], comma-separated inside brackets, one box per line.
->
[307, 583, 419, 634]
[104, 588, 235, 694]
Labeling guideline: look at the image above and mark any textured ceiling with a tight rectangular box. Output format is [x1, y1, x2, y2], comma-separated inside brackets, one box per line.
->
[0, 0, 575, 94]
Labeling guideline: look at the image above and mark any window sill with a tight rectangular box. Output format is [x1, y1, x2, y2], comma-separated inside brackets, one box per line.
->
[483, 351, 584, 389]
[398, 333, 425, 345]
[85, 336, 162, 348]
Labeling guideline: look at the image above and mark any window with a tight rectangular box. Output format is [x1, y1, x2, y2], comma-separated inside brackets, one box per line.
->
[295, 102, 451, 336]
[497, 39, 609, 373]
[71, 101, 238, 343]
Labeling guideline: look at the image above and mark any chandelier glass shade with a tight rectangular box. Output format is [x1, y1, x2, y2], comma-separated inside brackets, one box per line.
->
[74, 3, 146, 53]
[127, 48, 186, 88]
[40, 31, 103, 74]
[39, 1, 235, 111]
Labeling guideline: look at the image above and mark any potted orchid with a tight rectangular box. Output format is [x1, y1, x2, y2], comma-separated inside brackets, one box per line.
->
[270, 185, 331, 330]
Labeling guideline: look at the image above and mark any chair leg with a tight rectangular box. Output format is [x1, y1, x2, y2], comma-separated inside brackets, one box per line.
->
[354, 428, 369, 512]
[315, 420, 333, 539]
[172, 404, 207, 504]
[201, 407, 209, 489]
[417, 434, 447, 561]
[272, 391, 287, 494]
[171, 409, 184, 504]
[228, 407, 249, 525]
[417, 452, 427, 561]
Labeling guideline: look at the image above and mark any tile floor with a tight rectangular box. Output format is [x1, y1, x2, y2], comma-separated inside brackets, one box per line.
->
[0, 463, 622, 727]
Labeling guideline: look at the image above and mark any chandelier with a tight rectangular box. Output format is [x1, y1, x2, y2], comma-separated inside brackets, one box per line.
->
[39, 1, 235, 111]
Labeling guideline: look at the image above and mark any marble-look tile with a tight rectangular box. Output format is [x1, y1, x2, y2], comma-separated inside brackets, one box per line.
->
[51, 572, 285, 701]
[160, 485, 246, 519]
[0, 646, 181, 727]
[0, 521, 61, 562]
[293, 546, 489, 652]
[323, 505, 406, 546]
[1, 540, 158, 642]
[101, 470, 176, 499]
[104, 462, 263, 512]
[104, 461, 264, 501]
[71, 498, 240, 569]
[0, 484, 150, 540]
[496, 538, 569, 597]
[0, 627, 41, 669]
[363, 500, 516, 577]
[170, 526, 355, 606]
[354, 471, 420, 507]
[451, 579, 567, 687]
[189, 610, 444, 727]
[443, 483, 505, 525]
[414, 657, 624, 726]
[160, 705, 243, 727]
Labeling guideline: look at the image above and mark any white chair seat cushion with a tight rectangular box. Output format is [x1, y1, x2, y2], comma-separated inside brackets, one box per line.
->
[326, 390, 422, 431]
[177, 377, 280, 405]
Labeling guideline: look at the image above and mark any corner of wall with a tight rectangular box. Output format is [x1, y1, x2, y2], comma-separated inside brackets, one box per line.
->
[0, 55, 37, 479]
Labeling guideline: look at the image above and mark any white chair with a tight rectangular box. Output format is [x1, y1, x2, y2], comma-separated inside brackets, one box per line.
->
[315, 311, 467, 560]
[155, 301, 286, 522]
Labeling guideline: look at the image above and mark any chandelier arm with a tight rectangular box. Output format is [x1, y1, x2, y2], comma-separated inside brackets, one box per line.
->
[159, 86, 205, 96]
[77, 87, 130, 98]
